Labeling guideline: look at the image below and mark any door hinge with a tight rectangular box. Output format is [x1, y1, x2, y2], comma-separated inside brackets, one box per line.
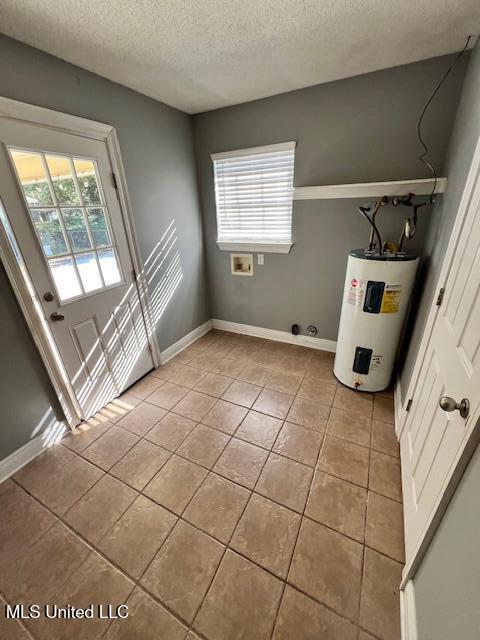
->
[406, 398, 413, 412]
[147, 343, 153, 353]
[436, 287, 445, 306]
[111, 172, 118, 190]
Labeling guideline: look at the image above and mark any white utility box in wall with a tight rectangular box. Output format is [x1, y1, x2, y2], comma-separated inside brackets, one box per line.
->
[231, 253, 254, 276]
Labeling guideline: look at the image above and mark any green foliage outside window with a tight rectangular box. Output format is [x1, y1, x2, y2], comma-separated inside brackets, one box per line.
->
[26, 174, 110, 256]
[23, 180, 53, 206]
[23, 173, 100, 207]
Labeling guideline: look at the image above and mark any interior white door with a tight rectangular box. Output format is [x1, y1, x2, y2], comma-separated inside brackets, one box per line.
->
[401, 157, 480, 563]
[0, 117, 154, 421]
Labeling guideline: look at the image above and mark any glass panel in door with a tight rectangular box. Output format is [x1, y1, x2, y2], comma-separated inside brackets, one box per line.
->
[10, 148, 123, 302]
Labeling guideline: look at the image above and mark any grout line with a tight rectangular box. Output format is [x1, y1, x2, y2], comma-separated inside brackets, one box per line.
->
[0, 589, 37, 639]
[369, 445, 401, 461]
[269, 398, 330, 639]
[63, 420, 117, 455]
[186, 447, 272, 633]
[357, 400, 374, 633]
[269, 355, 326, 635]
[188, 420, 280, 637]
[186, 362, 305, 626]
[11, 478, 193, 632]
[135, 376, 253, 631]
[269, 459, 325, 634]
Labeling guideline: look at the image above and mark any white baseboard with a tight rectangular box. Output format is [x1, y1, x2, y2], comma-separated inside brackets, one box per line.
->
[400, 580, 418, 640]
[160, 320, 213, 363]
[0, 421, 67, 484]
[211, 319, 336, 352]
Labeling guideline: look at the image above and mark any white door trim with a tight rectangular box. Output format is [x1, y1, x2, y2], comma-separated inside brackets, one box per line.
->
[0, 215, 81, 426]
[0, 96, 161, 428]
[105, 128, 161, 367]
[397, 133, 480, 437]
[400, 580, 418, 640]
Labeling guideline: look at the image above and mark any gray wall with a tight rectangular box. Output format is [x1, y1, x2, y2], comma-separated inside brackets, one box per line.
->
[414, 439, 480, 640]
[400, 40, 480, 397]
[0, 262, 63, 456]
[0, 34, 209, 459]
[193, 55, 468, 341]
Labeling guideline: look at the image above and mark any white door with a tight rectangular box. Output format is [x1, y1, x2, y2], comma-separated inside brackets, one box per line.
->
[0, 117, 154, 421]
[401, 151, 480, 563]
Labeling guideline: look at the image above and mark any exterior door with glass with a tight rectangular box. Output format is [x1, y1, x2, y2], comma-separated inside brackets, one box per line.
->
[0, 117, 154, 421]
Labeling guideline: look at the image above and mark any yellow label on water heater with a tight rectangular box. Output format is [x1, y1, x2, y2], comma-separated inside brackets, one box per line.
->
[380, 286, 401, 313]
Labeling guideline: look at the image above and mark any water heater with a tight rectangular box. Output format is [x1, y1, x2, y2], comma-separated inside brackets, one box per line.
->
[334, 249, 419, 392]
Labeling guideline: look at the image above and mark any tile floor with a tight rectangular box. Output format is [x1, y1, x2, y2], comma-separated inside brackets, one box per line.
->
[0, 330, 404, 640]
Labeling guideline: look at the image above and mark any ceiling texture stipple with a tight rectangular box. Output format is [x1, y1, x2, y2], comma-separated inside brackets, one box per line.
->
[0, 0, 479, 113]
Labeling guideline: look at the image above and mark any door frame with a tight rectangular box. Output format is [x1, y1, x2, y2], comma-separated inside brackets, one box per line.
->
[395, 132, 480, 588]
[0, 96, 161, 428]
[396, 133, 480, 435]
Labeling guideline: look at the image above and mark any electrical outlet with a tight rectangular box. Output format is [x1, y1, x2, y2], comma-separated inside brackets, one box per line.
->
[257, 254, 264, 265]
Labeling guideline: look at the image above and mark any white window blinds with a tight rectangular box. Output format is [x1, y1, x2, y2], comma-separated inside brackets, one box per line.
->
[212, 141, 295, 247]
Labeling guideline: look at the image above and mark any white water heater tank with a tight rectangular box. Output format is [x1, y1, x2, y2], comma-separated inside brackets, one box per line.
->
[334, 249, 419, 392]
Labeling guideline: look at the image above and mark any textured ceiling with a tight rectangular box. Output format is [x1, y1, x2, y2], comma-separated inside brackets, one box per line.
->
[0, 1, 479, 113]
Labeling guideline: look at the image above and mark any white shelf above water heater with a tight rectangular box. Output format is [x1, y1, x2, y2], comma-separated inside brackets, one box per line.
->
[293, 177, 447, 200]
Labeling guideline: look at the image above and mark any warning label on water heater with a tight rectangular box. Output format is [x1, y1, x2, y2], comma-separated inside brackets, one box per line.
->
[347, 278, 366, 306]
[380, 285, 402, 314]
[347, 279, 402, 313]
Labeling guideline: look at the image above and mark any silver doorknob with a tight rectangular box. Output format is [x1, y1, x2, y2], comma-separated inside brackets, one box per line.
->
[50, 311, 65, 322]
[439, 396, 470, 419]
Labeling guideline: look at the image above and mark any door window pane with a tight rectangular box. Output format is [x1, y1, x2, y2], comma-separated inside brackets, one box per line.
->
[46, 155, 80, 205]
[30, 209, 68, 257]
[74, 159, 101, 205]
[87, 207, 111, 247]
[10, 150, 54, 206]
[62, 208, 92, 252]
[49, 256, 82, 300]
[98, 248, 121, 286]
[10, 147, 123, 302]
[75, 252, 103, 292]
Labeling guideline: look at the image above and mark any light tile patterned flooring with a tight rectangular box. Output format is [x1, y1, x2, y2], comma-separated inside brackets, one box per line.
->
[0, 330, 404, 640]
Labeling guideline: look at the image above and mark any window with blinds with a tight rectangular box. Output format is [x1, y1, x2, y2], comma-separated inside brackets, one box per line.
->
[212, 141, 296, 252]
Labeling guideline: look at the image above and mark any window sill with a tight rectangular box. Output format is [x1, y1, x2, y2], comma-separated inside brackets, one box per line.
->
[216, 241, 293, 254]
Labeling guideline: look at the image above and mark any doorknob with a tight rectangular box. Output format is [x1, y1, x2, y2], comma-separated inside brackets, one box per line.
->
[50, 311, 65, 322]
[43, 291, 55, 302]
[439, 396, 470, 419]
